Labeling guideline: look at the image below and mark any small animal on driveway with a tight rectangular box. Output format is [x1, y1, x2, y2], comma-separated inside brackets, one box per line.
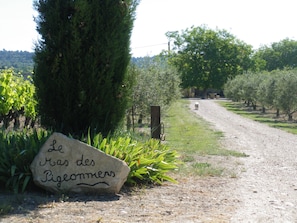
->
[195, 102, 199, 110]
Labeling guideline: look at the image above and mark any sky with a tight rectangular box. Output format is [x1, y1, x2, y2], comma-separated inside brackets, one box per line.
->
[0, 0, 296, 57]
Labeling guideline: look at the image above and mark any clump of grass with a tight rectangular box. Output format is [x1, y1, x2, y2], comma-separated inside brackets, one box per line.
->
[230, 172, 237, 178]
[191, 162, 224, 176]
[180, 155, 195, 163]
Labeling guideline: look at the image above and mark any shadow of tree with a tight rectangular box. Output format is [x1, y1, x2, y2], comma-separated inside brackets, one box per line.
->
[0, 187, 123, 217]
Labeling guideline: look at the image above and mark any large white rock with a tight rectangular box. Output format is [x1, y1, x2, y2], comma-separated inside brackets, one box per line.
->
[30, 132, 130, 194]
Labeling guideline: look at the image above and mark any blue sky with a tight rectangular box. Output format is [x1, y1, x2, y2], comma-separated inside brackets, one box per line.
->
[0, 0, 296, 57]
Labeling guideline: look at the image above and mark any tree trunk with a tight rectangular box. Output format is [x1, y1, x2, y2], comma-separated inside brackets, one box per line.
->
[288, 114, 293, 121]
[126, 112, 132, 131]
[202, 88, 207, 99]
[252, 102, 257, 110]
[276, 109, 280, 118]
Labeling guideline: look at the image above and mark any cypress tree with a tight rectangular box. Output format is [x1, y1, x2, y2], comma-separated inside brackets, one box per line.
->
[33, 0, 139, 136]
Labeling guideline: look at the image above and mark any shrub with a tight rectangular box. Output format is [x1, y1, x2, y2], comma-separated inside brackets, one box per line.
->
[0, 129, 51, 193]
[0, 130, 179, 193]
[86, 133, 179, 185]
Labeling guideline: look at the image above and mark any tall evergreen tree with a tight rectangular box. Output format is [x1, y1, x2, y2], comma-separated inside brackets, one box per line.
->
[33, 0, 139, 136]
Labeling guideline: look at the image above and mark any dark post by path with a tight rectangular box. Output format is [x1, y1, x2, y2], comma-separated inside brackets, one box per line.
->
[151, 106, 161, 140]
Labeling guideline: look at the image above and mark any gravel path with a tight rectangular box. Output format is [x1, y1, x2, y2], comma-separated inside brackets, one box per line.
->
[191, 99, 297, 222]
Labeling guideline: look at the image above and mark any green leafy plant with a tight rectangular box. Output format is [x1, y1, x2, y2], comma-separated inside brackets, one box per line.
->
[0, 69, 37, 129]
[86, 133, 179, 185]
[0, 128, 178, 193]
[0, 129, 50, 193]
[0, 203, 13, 216]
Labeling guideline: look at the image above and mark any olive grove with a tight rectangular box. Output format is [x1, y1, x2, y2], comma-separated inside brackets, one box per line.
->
[224, 69, 297, 121]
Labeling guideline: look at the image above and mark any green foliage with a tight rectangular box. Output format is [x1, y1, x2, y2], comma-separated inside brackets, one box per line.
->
[85, 133, 179, 185]
[166, 25, 253, 91]
[0, 127, 177, 193]
[33, 0, 140, 137]
[224, 68, 297, 120]
[0, 129, 51, 193]
[0, 203, 13, 215]
[256, 71, 277, 110]
[0, 69, 37, 128]
[274, 70, 297, 120]
[253, 38, 297, 71]
[127, 56, 181, 127]
[223, 75, 245, 102]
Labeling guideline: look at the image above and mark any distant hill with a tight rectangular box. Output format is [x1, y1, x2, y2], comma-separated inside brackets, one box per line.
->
[0, 50, 34, 74]
[131, 56, 156, 68]
[0, 50, 150, 75]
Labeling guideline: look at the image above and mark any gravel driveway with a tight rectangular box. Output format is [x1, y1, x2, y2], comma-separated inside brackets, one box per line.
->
[192, 99, 297, 222]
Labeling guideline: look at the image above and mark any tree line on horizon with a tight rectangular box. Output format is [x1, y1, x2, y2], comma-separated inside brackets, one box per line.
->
[0, 50, 33, 77]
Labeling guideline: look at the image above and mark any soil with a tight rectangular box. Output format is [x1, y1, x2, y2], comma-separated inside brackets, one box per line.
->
[2, 99, 297, 223]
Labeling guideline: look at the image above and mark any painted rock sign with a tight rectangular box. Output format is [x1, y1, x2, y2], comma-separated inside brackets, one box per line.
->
[30, 132, 130, 194]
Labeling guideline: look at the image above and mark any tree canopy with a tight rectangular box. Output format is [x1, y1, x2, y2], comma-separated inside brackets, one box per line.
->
[130, 56, 181, 116]
[252, 38, 297, 71]
[33, 0, 139, 137]
[166, 25, 253, 92]
[224, 69, 297, 121]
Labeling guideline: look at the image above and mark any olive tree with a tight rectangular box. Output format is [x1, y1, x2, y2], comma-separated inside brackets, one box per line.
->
[274, 70, 297, 121]
[128, 56, 181, 128]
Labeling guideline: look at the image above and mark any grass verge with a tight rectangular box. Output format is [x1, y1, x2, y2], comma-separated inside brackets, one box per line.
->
[164, 99, 246, 176]
[218, 101, 297, 135]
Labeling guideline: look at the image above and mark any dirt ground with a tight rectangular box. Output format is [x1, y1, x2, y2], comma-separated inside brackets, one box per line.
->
[2, 99, 297, 223]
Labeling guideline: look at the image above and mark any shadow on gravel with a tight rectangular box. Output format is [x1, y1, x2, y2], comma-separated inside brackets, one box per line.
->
[0, 187, 123, 217]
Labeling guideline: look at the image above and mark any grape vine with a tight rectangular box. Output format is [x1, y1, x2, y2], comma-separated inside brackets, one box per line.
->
[0, 69, 37, 129]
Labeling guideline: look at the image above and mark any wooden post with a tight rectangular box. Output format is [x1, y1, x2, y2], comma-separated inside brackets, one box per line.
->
[151, 106, 161, 140]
